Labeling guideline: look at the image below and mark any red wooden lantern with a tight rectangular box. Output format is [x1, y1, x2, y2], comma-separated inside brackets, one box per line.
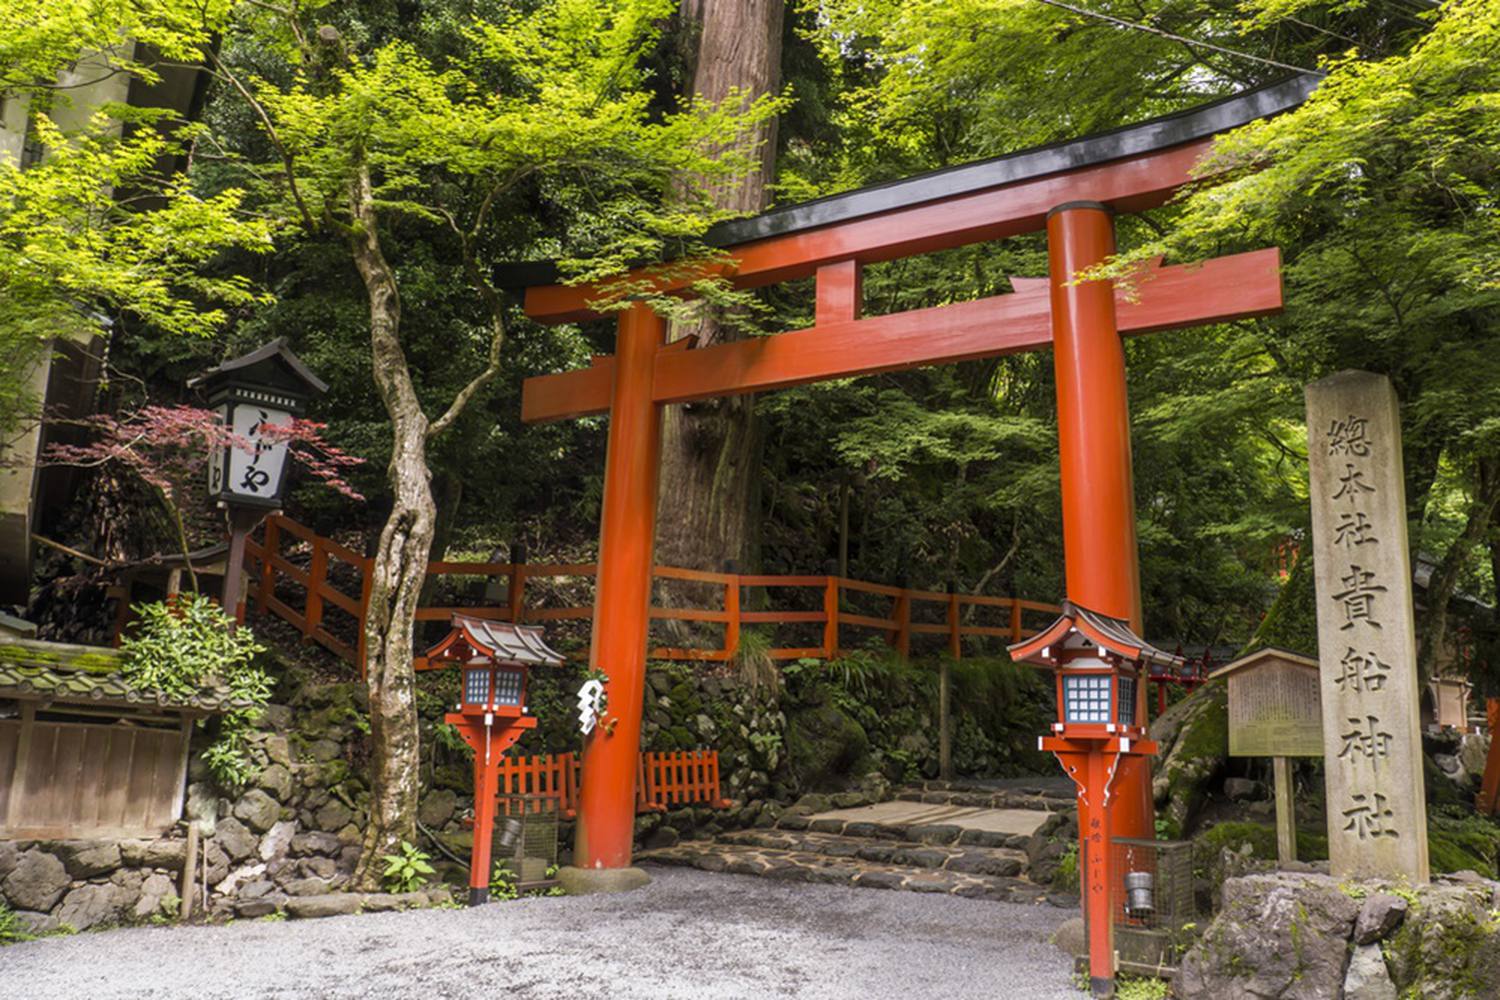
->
[1010, 603, 1181, 995]
[425, 614, 565, 905]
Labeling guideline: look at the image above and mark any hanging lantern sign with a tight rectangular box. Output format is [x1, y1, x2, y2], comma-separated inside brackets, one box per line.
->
[190, 338, 328, 510]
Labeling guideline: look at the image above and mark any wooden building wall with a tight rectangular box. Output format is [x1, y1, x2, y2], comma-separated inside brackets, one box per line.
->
[0, 708, 190, 839]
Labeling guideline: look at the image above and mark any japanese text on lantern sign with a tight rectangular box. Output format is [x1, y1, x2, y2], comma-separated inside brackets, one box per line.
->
[1326, 414, 1399, 841]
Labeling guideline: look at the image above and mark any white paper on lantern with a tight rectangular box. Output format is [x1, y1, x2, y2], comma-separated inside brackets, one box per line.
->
[226, 404, 293, 501]
[207, 404, 229, 495]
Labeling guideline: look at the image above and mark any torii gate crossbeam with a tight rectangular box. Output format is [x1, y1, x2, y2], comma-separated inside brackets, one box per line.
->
[500, 75, 1318, 990]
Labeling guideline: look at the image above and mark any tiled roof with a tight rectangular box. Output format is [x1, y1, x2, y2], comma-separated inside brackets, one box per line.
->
[1007, 600, 1186, 670]
[0, 639, 250, 713]
[424, 615, 567, 668]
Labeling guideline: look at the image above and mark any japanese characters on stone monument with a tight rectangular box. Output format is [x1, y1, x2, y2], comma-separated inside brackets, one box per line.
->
[1306, 370, 1429, 883]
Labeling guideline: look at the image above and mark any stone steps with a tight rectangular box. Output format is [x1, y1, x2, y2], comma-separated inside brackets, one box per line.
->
[778, 809, 1036, 850]
[638, 841, 1059, 904]
[893, 783, 1074, 813]
[718, 828, 1030, 877]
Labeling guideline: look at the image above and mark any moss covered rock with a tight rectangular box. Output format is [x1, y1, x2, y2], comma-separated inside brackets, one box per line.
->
[1150, 680, 1229, 838]
[784, 691, 870, 792]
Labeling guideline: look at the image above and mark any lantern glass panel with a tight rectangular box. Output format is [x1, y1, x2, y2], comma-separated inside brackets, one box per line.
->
[464, 667, 491, 705]
[1118, 675, 1137, 727]
[493, 668, 524, 707]
[1063, 673, 1112, 724]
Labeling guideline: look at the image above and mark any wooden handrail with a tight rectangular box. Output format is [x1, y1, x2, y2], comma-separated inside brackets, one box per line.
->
[243, 514, 1065, 678]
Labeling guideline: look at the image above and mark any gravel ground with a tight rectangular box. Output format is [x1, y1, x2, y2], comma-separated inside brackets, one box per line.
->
[1, 866, 1080, 1000]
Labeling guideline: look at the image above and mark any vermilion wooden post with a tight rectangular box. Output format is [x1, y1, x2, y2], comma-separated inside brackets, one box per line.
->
[508, 541, 527, 623]
[822, 576, 840, 657]
[574, 302, 664, 873]
[1477, 698, 1500, 815]
[947, 586, 961, 660]
[894, 591, 911, 659]
[1010, 600, 1023, 643]
[1049, 202, 1153, 996]
[304, 538, 328, 638]
[723, 575, 740, 659]
[257, 516, 280, 612]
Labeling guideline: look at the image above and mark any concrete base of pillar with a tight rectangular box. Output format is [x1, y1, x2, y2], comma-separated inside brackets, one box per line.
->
[557, 865, 651, 895]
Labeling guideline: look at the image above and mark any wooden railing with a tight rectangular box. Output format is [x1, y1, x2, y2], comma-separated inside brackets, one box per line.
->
[486, 750, 727, 818]
[244, 514, 1062, 677]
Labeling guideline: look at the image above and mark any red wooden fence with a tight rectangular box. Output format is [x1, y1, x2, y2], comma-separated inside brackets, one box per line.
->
[488, 750, 727, 818]
[242, 514, 1062, 676]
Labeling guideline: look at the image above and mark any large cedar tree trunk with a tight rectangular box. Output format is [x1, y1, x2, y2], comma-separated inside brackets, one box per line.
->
[347, 165, 435, 887]
[655, 0, 785, 587]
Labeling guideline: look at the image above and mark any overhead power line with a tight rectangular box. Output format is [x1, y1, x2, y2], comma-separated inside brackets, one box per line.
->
[1028, 0, 1322, 76]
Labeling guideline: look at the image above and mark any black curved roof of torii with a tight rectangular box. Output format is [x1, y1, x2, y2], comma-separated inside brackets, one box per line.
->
[494, 73, 1322, 290]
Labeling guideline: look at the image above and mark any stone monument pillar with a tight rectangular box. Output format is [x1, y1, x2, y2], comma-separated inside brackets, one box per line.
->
[1306, 370, 1429, 883]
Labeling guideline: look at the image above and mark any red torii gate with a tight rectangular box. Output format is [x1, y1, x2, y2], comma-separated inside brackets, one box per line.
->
[504, 73, 1316, 980]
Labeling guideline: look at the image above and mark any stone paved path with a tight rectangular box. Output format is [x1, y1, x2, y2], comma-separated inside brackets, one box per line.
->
[0, 866, 1080, 1000]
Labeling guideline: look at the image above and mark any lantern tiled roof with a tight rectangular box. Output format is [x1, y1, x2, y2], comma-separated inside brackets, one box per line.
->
[424, 615, 566, 667]
[1007, 601, 1185, 669]
[0, 638, 254, 713]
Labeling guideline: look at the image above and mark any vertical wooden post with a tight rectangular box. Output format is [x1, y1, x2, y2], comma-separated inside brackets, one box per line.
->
[723, 568, 741, 660]
[1273, 755, 1297, 864]
[221, 507, 260, 626]
[469, 730, 503, 905]
[946, 585, 961, 659]
[255, 515, 279, 613]
[1479, 698, 1500, 815]
[894, 590, 911, 659]
[822, 575, 840, 658]
[1009, 599, 1023, 643]
[356, 559, 373, 679]
[574, 302, 663, 874]
[179, 820, 199, 920]
[508, 541, 527, 623]
[939, 659, 953, 781]
[7, 702, 35, 822]
[1050, 202, 1143, 998]
[304, 538, 328, 638]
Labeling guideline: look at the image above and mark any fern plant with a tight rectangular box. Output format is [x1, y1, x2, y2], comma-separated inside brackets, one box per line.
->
[120, 594, 270, 791]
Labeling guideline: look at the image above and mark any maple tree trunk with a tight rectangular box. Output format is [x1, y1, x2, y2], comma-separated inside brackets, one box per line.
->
[1418, 457, 1500, 679]
[347, 165, 432, 888]
[655, 0, 784, 589]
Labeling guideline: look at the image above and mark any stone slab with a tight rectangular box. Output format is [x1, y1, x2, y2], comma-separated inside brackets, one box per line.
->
[807, 801, 1052, 838]
[1307, 370, 1429, 883]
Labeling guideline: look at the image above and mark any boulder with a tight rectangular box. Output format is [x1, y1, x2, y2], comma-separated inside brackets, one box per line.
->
[203, 840, 230, 887]
[120, 838, 186, 871]
[51, 840, 122, 878]
[56, 883, 126, 931]
[285, 892, 363, 919]
[314, 800, 354, 833]
[257, 763, 294, 802]
[291, 831, 343, 857]
[784, 693, 869, 793]
[185, 782, 218, 837]
[0, 840, 20, 880]
[299, 857, 337, 880]
[261, 704, 293, 732]
[263, 734, 293, 768]
[1175, 872, 1359, 1000]
[282, 877, 331, 896]
[214, 817, 259, 861]
[234, 789, 282, 833]
[133, 873, 178, 920]
[307, 739, 343, 763]
[1223, 777, 1267, 803]
[418, 789, 457, 829]
[1354, 892, 1409, 944]
[1148, 681, 1228, 838]
[1344, 944, 1397, 1000]
[1383, 879, 1500, 1000]
[361, 891, 426, 912]
[259, 820, 298, 862]
[216, 862, 267, 897]
[234, 895, 285, 918]
[1457, 733, 1489, 777]
[3, 849, 70, 911]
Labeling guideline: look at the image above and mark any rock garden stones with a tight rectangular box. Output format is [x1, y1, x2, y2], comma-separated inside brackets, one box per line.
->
[233, 788, 282, 833]
[3, 849, 70, 911]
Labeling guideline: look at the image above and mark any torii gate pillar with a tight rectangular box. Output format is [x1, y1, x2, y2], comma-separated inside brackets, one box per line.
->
[1049, 202, 1154, 843]
[571, 302, 663, 882]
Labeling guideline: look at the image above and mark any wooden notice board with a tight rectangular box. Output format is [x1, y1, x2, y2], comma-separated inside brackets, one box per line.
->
[1213, 648, 1323, 758]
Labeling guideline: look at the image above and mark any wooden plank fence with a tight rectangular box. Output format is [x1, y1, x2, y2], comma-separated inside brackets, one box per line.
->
[242, 514, 1063, 678]
[486, 749, 727, 819]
